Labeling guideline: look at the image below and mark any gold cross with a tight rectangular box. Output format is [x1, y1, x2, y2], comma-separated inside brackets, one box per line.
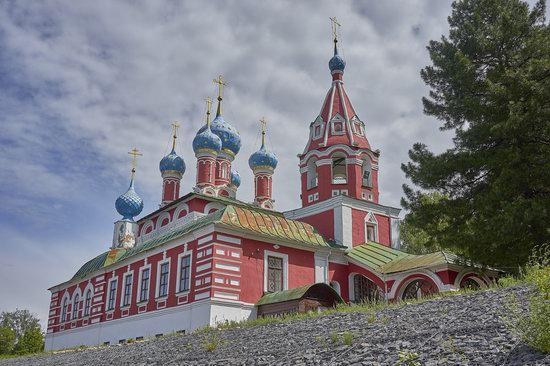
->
[205, 96, 212, 126]
[213, 75, 227, 101]
[330, 16, 341, 43]
[171, 122, 180, 150]
[128, 148, 143, 174]
[260, 117, 267, 145]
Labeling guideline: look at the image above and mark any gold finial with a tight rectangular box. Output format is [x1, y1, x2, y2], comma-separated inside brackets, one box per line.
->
[171, 122, 180, 151]
[213, 75, 227, 117]
[128, 148, 143, 178]
[260, 117, 267, 146]
[205, 96, 212, 127]
[330, 16, 341, 44]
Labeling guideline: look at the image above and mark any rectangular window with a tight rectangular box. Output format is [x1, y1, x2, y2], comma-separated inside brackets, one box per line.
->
[107, 279, 117, 311]
[179, 255, 191, 292]
[158, 262, 170, 298]
[140, 268, 150, 302]
[123, 274, 133, 307]
[366, 225, 376, 242]
[267, 256, 283, 293]
[61, 298, 68, 322]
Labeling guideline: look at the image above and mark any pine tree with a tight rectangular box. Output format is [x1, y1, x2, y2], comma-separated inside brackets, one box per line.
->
[402, 0, 550, 267]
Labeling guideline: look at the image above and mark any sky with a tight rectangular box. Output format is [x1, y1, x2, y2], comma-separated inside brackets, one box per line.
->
[0, 0, 545, 328]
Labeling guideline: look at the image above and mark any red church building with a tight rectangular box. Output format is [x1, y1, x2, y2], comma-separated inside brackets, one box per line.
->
[44, 32, 497, 351]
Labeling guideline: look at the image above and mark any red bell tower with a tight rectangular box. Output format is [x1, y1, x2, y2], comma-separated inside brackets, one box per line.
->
[298, 23, 380, 208]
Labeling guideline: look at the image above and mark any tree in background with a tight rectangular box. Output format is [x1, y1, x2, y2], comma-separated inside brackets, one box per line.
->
[0, 310, 43, 355]
[0, 327, 16, 355]
[402, 0, 550, 268]
[400, 192, 445, 255]
[14, 327, 43, 355]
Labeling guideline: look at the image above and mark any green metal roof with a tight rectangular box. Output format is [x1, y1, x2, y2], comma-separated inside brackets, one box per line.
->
[70, 205, 329, 282]
[346, 242, 411, 271]
[256, 283, 344, 306]
[219, 206, 329, 247]
[346, 242, 462, 274]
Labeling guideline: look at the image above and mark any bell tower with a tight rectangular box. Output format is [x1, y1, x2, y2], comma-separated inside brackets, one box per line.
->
[299, 17, 380, 208]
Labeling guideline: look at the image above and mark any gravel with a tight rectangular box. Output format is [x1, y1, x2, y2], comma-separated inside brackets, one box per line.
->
[2, 286, 548, 365]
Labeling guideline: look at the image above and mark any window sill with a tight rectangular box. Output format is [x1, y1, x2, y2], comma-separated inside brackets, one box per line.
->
[120, 305, 131, 310]
[155, 296, 168, 301]
[332, 181, 348, 185]
[306, 186, 318, 191]
[136, 300, 149, 305]
[176, 290, 190, 295]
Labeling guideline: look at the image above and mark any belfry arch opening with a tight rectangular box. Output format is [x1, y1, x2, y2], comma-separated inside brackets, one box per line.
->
[332, 153, 347, 184]
[307, 158, 318, 189]
[362, 157, 372, 187]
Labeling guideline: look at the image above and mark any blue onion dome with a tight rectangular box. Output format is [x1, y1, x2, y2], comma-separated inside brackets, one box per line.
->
[199, 115, 241, 156]
[249, 143, 278, 171]
[115, 179, 144, 220]
[193, 125, 222, 154]
[159, 149, 186, 174]
[329, 44, 346, 73]
[230, 170, 241, 188]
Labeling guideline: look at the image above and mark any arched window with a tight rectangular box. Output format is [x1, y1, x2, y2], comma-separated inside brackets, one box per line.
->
[401, 279, 438, 300]
[330, 281, 341, 295]
[72, 293, 80, 319]
[84, 289, 92, 317]
[307, 158, 318, 189]
[332, 153, 347, 184]
[61, 297, 68, 322]
[362, 158, 372, 187]
[461, 278, 481, 290]
[354, 275, 382, 303]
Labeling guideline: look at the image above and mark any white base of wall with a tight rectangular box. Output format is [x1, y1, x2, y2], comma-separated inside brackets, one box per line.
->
[45, 299, 256, 351]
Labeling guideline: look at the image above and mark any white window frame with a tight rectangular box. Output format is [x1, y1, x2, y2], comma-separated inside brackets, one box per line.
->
[156, 259, 171, 299]
[263, 250, 288, 293]
[364, 212, 379, 243]
[137, 264, 152, 304]
[306, 158, 318, 189]
[71, 288, 82, 320]
[330, 115, 346, 136]
[176, 250, 193, 293]
[106, 277, 118, 311]
[83, 286, 93, 318]
[120, 270, 134, 308]
[312, 122, 324, 140]
[61, 294, 69, 323]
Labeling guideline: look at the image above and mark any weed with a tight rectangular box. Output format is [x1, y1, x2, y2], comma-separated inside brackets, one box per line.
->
[342, 331, 353, 346]
[203, 333, 220, 352]
[330, 332, 339, 343]
[396, 350, 420, 366]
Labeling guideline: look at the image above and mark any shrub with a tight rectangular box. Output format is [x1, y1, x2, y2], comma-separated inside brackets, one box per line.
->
[342, 331, 353, 346]
[507, 244, 550, 352]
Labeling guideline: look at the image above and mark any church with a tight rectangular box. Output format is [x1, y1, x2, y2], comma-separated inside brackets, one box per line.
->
[44, 27, 497, 351]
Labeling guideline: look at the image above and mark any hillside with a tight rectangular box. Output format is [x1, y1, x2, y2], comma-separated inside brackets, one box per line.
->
[2, 286, 548, 366]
